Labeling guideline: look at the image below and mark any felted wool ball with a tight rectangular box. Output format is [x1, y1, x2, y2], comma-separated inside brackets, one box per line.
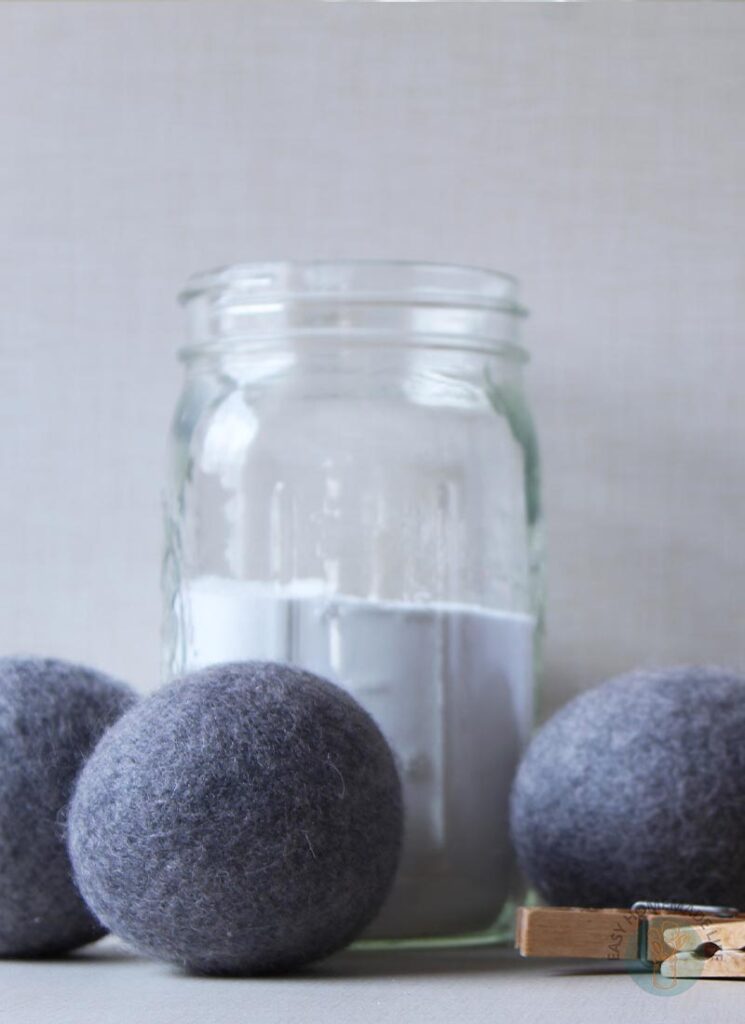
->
[0, 656, 136, 956]
[510, 666, 745, 909]
[68, 661, 403, 975]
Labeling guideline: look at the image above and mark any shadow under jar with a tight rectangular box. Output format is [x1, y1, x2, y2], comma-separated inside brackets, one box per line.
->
[162, 260, 543, 945]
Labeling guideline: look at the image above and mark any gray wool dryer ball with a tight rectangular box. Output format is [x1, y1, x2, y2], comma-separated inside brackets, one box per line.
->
[0, 656, 136, 956]
[68, 661, 403, 975]
[510, 666, 745, 909]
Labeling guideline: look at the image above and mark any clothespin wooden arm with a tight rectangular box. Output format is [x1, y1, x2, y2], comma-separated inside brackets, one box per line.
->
[516, 903, 745, 976]
[516, 906, 647, 960]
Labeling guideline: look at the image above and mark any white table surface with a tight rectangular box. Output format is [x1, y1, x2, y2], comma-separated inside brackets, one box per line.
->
[2, 937, 744, 1024]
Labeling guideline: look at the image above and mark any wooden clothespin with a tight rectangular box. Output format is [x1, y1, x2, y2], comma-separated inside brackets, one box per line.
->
[516, 902, 745, 979]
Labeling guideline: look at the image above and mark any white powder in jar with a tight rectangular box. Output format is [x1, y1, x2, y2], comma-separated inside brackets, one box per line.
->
[181, 576, 533, 940]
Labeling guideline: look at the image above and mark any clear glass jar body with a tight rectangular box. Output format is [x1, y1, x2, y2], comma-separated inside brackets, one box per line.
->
[162, 261, 542, 945]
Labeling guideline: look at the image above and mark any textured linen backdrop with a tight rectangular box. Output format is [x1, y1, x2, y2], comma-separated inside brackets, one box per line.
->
[1, 2, 744, 713]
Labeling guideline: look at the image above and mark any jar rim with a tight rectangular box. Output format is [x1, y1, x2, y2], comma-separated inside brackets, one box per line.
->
[178, 259, 528, 317]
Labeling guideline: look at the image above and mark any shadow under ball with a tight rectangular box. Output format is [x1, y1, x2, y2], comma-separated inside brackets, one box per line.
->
[0, 657, 136, 956]
[68, 661, 403, 975]
[510, 666, 745, 909]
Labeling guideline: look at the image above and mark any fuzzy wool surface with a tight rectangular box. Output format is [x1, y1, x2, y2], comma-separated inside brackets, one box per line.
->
[510, 666, 745, 909]
[68, 661, 403, 975]
[0, 657, 136, 956]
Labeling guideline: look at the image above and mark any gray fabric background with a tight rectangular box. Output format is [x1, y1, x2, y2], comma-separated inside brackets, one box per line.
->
[1, 2, 744, 712]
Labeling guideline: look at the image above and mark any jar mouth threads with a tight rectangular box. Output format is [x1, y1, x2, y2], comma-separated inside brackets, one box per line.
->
[178, 259, 528, 361]
[179, 259, 526, 313]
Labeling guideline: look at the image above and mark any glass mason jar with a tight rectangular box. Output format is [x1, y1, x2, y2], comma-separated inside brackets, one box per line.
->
[162, 260, 543, 945]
